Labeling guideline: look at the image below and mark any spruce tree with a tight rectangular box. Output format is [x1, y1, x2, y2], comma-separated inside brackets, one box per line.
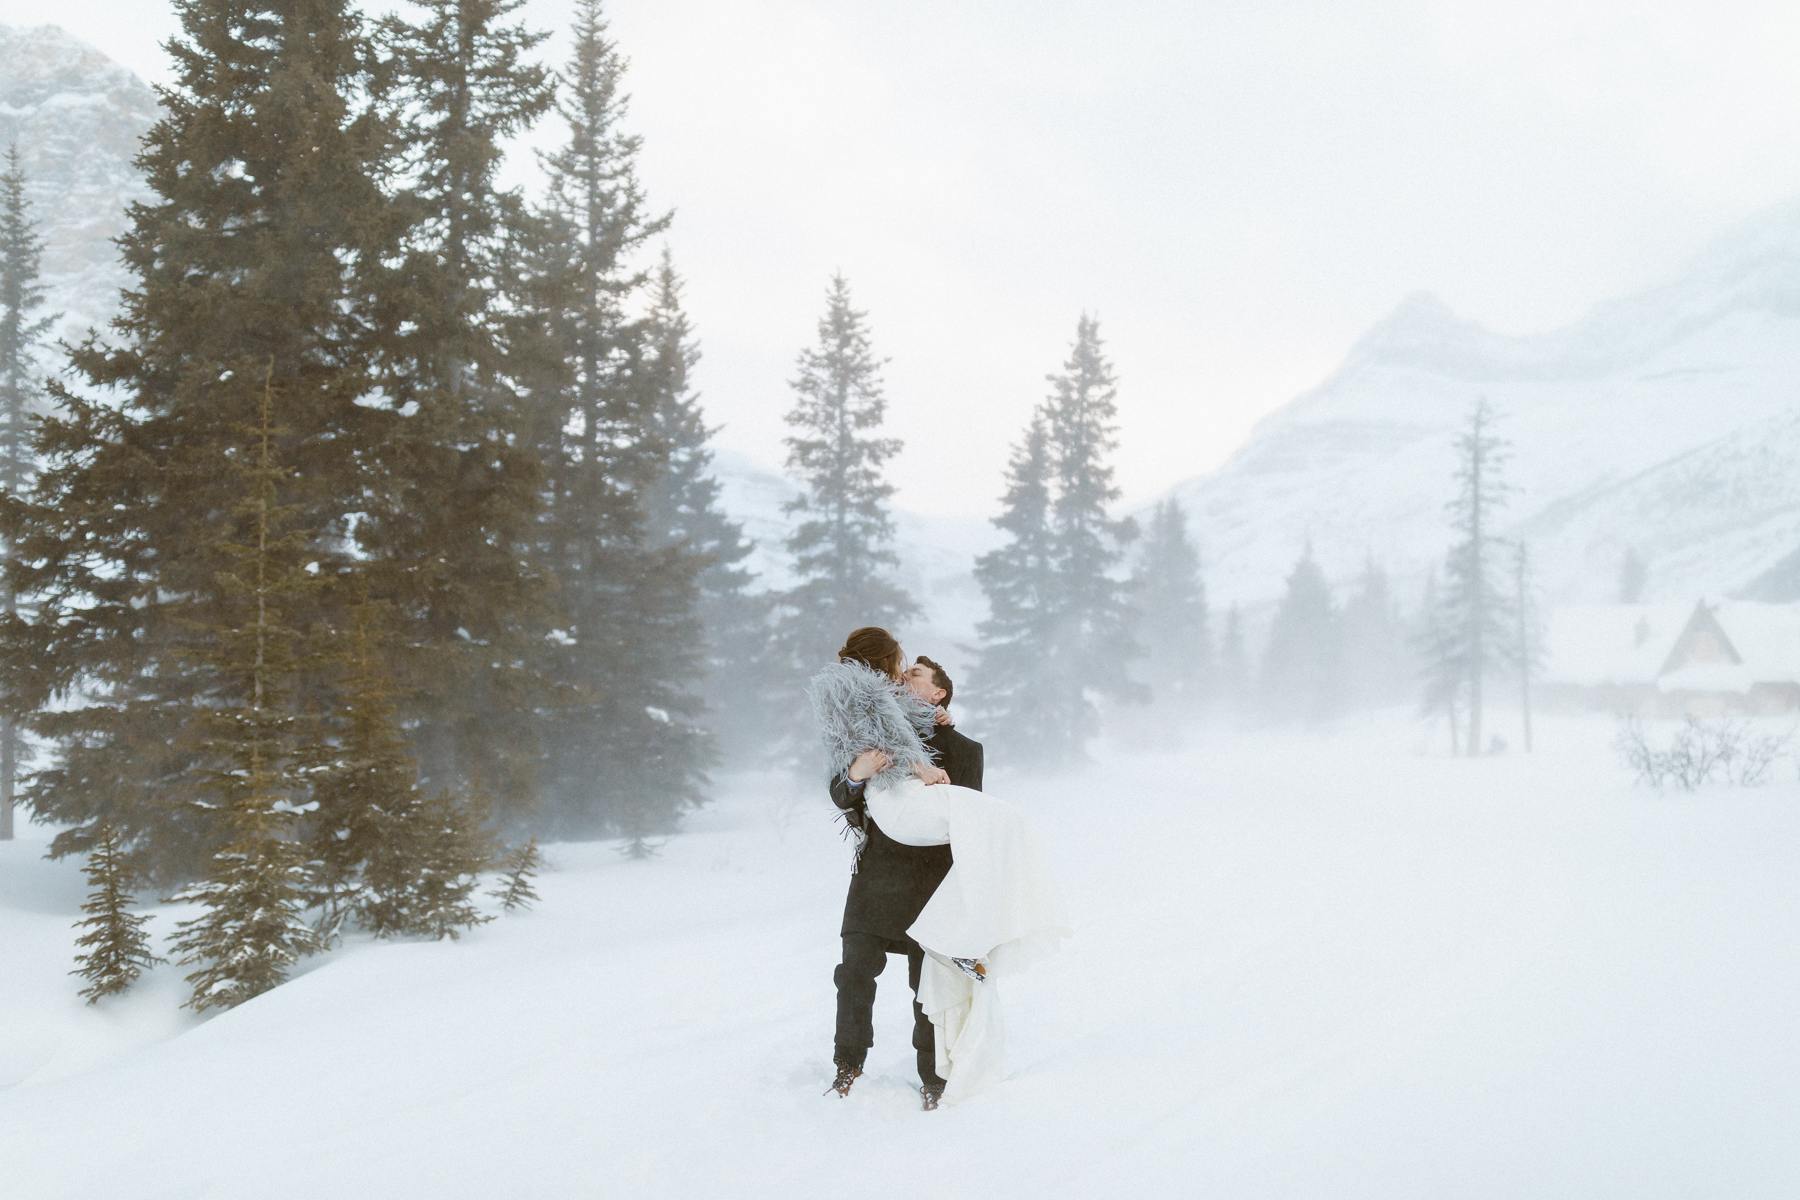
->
[70, 823, 163, 1003]
[364, 0, 555, 815]
[413, 789, 495, 940]
[776, 274, 915, 676]
[167, 365, 323, 1012]
[1260, 545, 1340, 724]
[1040, 314, 1141, 755]
[1438, 398, 1514, 756]
[4, 0, 397, 883]
[0, 144, 56, 844]
[490, 837, 541, 911]
[638, 250, 764, 759]
[974, 410, 1061, 758]
[358, 785, 493, 940]
[1128, 499, 1212, 715]
[518, 1, 710, 838]
[1339, 557, 1411, 711]
[1414, 561, 1465, 754]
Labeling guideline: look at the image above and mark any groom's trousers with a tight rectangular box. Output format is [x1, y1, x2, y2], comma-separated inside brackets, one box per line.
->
[833, 933, 945, 1090]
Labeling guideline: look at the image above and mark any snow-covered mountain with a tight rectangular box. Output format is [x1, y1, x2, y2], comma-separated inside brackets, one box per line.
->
[0, 24, 158, 354]
[1166, 201, 1800, 619]
[19, 21, 1800, 651]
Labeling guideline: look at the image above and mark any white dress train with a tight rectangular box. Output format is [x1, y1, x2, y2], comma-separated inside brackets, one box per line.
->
[864, 775, 1070, 1103]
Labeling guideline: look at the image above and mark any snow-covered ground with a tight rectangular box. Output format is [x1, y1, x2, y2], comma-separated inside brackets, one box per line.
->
[3, 714, 1798, 1198]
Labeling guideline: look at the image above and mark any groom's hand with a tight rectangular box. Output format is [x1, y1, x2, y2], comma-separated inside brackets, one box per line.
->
[848, 749, 890, 781]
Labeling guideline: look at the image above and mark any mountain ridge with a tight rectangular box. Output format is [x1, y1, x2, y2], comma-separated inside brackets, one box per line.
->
[1162, 199, 1800, 619]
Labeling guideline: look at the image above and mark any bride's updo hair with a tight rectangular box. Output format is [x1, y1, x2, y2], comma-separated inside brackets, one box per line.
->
[838, 626, 903, 680]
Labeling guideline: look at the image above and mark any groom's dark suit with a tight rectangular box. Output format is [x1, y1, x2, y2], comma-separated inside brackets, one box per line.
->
[829, 723, 983, 1089]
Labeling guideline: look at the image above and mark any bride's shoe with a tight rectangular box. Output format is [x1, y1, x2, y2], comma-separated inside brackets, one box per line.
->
[950, 956, 987, 983]
[925, 948, 988, 983]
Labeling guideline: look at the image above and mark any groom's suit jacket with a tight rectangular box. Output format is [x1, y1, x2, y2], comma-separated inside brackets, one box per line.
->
[829, 724, 983, 943]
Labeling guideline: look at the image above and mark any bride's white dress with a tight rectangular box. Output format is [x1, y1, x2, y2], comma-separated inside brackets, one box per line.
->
[864, 774, 1070, 1102]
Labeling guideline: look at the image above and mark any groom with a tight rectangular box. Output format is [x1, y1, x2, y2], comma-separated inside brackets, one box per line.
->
[825, 654, 983, 1112]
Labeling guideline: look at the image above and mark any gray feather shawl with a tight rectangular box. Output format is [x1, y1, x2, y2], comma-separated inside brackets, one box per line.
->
[806, 660, 940, 785]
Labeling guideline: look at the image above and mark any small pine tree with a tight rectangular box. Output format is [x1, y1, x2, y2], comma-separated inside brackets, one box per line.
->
[775, 274, 916, 677]
[70, 823, 163, 1003]
[412, 790, 495, 940]
[490, 837, 541, 911]
[1128, 498, 1212, 716]
[1260, 545, 1341, 724]
[356, 787, 494, 941]
[0, 143, 57, 844]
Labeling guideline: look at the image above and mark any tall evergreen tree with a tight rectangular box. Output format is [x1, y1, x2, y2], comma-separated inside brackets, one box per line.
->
[976, 317, 1141, 763]
[1039, 314, 1141, 755]
[70, 823, 163, 1004]
[1437, 398, 1514, 756]
[0, 144, 56, 844]
[517, 1, 710, 839]
[4, 1, 399, 883]
[775, 274, 915, 674]
[974, 410, 1061, 757]
[1260, 545, 1340, 724]
[166, 365, 323, 1012]
[638, 250, 765, 759]
[364, 0, 555, 815]
[1128, 499, 1212, 715]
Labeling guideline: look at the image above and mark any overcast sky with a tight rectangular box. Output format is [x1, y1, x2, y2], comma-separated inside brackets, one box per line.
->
[9, 0, 1800, 517]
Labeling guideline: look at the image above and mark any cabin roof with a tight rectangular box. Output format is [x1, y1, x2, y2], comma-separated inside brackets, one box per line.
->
[1543, 600, 1800, 692]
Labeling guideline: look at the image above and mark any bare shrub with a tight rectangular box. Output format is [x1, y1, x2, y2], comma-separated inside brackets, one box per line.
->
[1614, 715, 1791, 791]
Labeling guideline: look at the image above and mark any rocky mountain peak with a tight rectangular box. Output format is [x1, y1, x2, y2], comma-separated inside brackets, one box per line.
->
[0, 22, 159, 350]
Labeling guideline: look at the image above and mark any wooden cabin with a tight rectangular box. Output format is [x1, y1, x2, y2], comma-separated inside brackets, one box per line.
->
[1541, 600, 1800, 716]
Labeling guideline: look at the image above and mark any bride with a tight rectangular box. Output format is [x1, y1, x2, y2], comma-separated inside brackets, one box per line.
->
[809, 626, 1069, 1075]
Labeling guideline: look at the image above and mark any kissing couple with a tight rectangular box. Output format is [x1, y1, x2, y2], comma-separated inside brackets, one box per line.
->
[808, 626, 1070, 1109]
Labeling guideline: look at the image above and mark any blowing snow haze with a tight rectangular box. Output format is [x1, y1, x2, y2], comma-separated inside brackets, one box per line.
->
[6, 17, 1800, 642]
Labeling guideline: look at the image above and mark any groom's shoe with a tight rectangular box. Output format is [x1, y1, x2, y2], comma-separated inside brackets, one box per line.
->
[824, 1060, 863, 1098]
[920, 1084, 944, 1111]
